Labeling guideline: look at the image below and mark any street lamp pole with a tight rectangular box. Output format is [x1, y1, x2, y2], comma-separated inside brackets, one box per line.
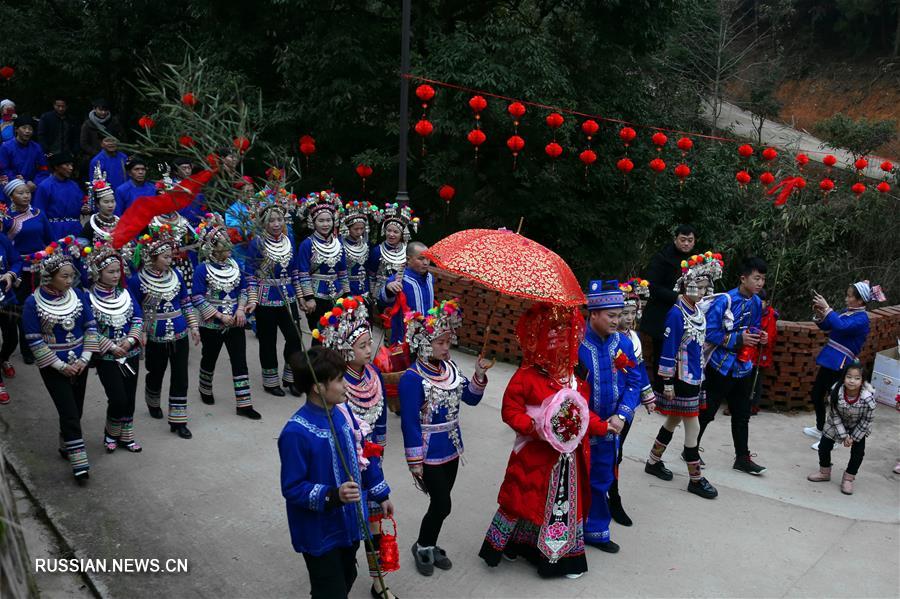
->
[396, 0, 411, 206]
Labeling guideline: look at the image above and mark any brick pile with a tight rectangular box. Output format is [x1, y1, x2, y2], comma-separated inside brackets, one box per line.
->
[431, 267, 900, 412]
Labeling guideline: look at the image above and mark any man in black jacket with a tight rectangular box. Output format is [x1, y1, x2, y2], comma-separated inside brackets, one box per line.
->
[37, 98, 80, 157]
[639, 224, 697, 379]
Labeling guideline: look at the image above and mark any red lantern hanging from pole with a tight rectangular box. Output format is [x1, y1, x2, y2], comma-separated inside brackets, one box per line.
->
[581, 120, 599, 140]
[579, 149, 597, 178]
[413, 119, 433, 156]
[507, 135, 525, 169]
[467, 95, 487, 164]
[299, 135, 316, 167]
[546, 112, 564, 130]
[356, 164, 373, 192]
[415, 84, 435, 106]
[508, 102, 526, 132]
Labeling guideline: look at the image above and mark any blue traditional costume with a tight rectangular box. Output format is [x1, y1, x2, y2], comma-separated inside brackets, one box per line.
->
[128, 226, 198, 438]
[0, 228, 23, 400]
[339, 201, 378, 299]
[0, 117, 49, 186]
[192, 214, 258, 419]
[87, 242, 144, 454]
[113, 157, 156, 216]
[32, 152, 84, 240]
[88, 149, 128, 192]
[21, 237, 98, 483]
[578, 280, 640, 550]
[399, 299, 488, 575]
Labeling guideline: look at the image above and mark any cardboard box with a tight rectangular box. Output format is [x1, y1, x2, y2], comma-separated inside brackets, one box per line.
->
[871, 345, 900, 408]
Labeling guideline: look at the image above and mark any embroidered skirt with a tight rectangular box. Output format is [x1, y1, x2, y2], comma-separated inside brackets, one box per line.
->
[656, 381, 705, 418]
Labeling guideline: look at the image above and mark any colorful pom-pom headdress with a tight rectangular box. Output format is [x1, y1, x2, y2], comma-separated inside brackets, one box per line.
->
[135, 224, 177, 268]
[376, 202, 419, 242]
[311, 296, 371, 361]
[338, 200, 379, 238]
[405, 298, 462, 359]
[299, 190, 342, 229]
[620, 277, 650, 305]
[253, 185, 298, 225]
[675, 251, 724, 296]
[195, 213, 233, 260]
[85, 241, 124, 283]
[27, 235, 83, 285]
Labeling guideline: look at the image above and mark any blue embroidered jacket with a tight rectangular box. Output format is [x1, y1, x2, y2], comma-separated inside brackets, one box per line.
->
[625, 329, 656, 403]
[88, 151, 129, 192]
[658, 299, 706, 386]
[0, 138, 49, 184]
[346, 364, 388, 447]
[278, 402, 390, 556]
[3, 208, 52, 272]
[22, 288, 98, 371]
[0, 235, 23, 305]
[89, 285, 143, 361]
[128, 269, 197, 342]
[380, 269, 434, 344]
[32, 175, 84, 240]
[192, 260, 248, 330]
[296, 233, 348, 301]
[705, 288, 763, 378]
[113, 179, 156, 216]
[244, 235, 300, 307]
[399, 360, 486, 467]
[815, 307, 870, 371]
[341, 236, 370, 297]
[578, 328, 641, 435]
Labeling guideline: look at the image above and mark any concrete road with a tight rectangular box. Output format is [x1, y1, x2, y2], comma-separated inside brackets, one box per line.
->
[1, 334, 898, 598]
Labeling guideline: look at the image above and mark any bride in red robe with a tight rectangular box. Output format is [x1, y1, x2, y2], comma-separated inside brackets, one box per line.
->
[479, 303, 613, 579]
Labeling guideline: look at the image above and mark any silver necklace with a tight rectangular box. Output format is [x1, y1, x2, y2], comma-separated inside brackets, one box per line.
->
[311, 234, 343, 268]
[379, 242, 406, 270]
[138, 268, 180, 302]
[679, 300, 707, 346]
[206, 259, 240, 293]
[263, 234, 292, 269]
[90, 286, 134, 329]
[342, 237, 368, 267]
[35, 288, 82, 331]
[90, 214, 118, 240]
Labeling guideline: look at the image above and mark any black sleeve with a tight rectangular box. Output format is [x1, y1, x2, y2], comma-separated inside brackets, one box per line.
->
[646, 254, 678, 304]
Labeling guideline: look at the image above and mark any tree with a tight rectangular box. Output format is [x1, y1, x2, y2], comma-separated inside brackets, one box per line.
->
[813, 113, 897, 158]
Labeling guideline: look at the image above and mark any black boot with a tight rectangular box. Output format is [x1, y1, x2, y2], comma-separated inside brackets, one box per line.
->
[200, 391, 215, 405]
[264, 385, 286, 397]
[283, 381, 301, 397]
[170, 423, 193, 439]
[644, 460, 673, 481]
[236, 406, 262, 420]
[148, 406, 164, 419]
[607, 480, 633, 526]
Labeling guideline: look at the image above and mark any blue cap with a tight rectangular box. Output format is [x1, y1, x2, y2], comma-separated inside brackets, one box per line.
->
[587, 279, 625, 311]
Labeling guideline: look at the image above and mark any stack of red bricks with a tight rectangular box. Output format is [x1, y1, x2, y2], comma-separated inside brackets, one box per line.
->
[431, 267, 900, 412]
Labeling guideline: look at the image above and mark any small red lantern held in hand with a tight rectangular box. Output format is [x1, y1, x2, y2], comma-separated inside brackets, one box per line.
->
[377, 517, 401, 573]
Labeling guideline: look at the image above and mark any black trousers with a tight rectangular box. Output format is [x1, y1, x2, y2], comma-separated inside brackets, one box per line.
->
[302, 542, 360, 599]
[39, 366, 89, 442]
[200, 327, 248, 377]
[95, 356, 140, 421]
[145, 337, 190, 424]
[699, 366, 754, 457]
[255, 304, 303, 385]
[819, 436, 866, 475]
[5, 270, 35, 362]
[811, 366, 842, 432]
[305, 298, 334, 346]
[417, 457, 460, 547]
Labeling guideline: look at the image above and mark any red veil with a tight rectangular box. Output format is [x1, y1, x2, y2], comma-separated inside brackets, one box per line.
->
[515, 303, 585, 383]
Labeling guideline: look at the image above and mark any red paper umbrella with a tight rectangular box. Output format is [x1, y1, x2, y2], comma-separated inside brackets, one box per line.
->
[424, 229, 585, 306]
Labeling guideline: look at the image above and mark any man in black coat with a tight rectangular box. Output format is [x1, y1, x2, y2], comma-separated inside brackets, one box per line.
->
[639, 224, 697, 379]
[37, 98, 80, 157]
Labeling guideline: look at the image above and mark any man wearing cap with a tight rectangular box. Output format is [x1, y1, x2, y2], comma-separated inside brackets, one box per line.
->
[578, 279, 638, 554]
[88, 135, 128, 192]
[80, 98, 122, 160]
[0, 116, 49, 191]
[32, 152, 87, 240]
[114, 157, 155, 216]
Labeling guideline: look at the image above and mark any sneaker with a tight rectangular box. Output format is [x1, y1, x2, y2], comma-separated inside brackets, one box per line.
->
[687, 477, 718, 499]
[644, 460, 674, 481]
[0, 385, 10, 404]
[803, 426, 823, 439]
[811, 440, 820, 451]
[565, 572, 585, 579]
[411, 543, 434, 576]
[733, 454, 766, 475]
[2, 361, 15, 378]
[432, 546, 452, 570]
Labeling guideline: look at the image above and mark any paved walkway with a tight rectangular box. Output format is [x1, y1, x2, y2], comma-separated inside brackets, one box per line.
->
[1, 336, 898, 598]
[701, 98, 897, 176]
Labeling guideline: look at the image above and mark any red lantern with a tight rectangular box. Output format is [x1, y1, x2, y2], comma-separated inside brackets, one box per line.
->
[299, 135, 316, 165]
[761, 147, 777, 161]
[674, 163, 691, 180]
[619, 127, 637, 146]
[469, 95, 487, 114]
[823, 154, 837, 167]
[796, 153, 809, 167]
[677, 137, 693, 153]
[438, 184, 455, 202]
[415, 84, 435, 103]
[378, 517, 401, 573]
[880, 160, 894, 173]
[760, 172, 775, 186]
[137, 115, 156, 129]
[651, 132, 668, 148]
[854, 157, 868, 171]
[546, 113, 564, 129]
[233, 136, 250, 153]
[738, 144, 753, 158]
[0, 66, 14, 80]
[851, 182, 866, 196]
[649, 158, 666, 173]
[819, 178, 835, 193]
[414, 119, 433, 137]
[877, 181, 891, 193]
[795, 177, 806, 189]
[581, 120, 599, 138]
[508, 102, 526, 120]
[178, 135, 195, 148]
[579, 149, 597, 165]
[181, 92, 198, 107]
[616, 157, 634, 174]
[544, 141, 563, 158]
[507, 135, 525, 153]
[736, 170, 752, 186]
[356, 164, 373, 179]
[467, 129, 486, 146]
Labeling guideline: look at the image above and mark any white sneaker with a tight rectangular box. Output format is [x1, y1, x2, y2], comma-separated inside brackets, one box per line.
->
[565, 572, 585, 579]
[803, 426, 822, 439]
[811, 440, 820, 450]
